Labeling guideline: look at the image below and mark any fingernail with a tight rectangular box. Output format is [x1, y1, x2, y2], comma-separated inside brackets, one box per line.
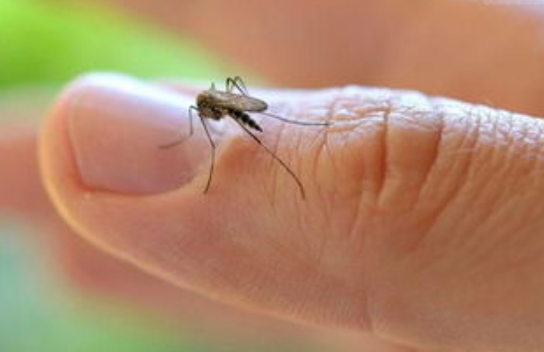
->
[65, 73, 205, 194]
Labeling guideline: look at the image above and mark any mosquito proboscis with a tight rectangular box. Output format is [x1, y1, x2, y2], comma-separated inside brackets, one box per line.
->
[160, 76, 329, 199]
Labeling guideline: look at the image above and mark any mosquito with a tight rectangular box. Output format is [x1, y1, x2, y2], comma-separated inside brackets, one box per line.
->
[160, 76, 329, 199]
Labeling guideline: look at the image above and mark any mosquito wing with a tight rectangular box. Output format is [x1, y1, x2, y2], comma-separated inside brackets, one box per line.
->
[208, 90, 268, 112]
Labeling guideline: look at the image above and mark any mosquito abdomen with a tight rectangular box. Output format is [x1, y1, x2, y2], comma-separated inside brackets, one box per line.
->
[234, 111, 263, 132]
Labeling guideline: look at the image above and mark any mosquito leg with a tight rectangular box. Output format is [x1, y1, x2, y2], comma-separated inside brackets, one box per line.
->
[188, 106, 196, 136]
[258, 111, 331, 127]
[225, 77, 234, 93]
[198, 114, 216, 193]
[159, 106, 197, 149]
[232, 117, 306, 199]
[226, 76, 249, 96]
[233, 76, 249, 94]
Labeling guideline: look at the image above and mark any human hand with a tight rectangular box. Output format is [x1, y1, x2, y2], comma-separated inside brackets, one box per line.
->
[37, 72, 544, 352]
[5, 0, 544, 351]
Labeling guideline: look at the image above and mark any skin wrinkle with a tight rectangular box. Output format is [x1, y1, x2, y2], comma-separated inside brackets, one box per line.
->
[315, 96, 398, 247]
[519, 120, 543, 171]
[516, 123, 544, 233]
[357, 115, 385, 205]
[353, 101, 445, 258]
[466, 113, 529, 263]
[412, 106, 482, 255]
[341, 113, 385, 245]
[412, 104, 444, 210]
[468, 116, 544, 278]
[395, 111, 445, 255]
[321, 100, 400, 261]
[311, 125, 332, 205]
[309, 93, 342, 268]
[312, 126, 364, 270]
[375, 105, 393, 210]
[323, 115, 359, 223]
[336, 102, 397, 338]
[309, 131, 331, 269]
[445, 110, 507, 258]
[320, 132, 336, 266]
[521, 122, 544, 240]
[451, 111, 534, 275]
[440, 115, 494, 260]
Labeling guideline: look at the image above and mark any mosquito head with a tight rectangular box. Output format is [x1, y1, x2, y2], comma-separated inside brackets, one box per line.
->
[196, 90, 210, 109]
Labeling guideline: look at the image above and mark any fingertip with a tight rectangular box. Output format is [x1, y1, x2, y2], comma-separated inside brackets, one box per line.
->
[41, 73, 208, 197]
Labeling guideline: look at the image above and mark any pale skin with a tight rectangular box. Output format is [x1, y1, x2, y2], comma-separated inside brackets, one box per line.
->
[3, 1, 544, 351]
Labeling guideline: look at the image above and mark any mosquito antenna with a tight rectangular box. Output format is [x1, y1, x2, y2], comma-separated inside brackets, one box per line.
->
[232, 117, 306, 199]
[258, 111, 330, 127]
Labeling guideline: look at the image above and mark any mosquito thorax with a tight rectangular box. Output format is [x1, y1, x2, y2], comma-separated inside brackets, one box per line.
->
[196, 91, 210, 108]
[195, 91, 221, 120]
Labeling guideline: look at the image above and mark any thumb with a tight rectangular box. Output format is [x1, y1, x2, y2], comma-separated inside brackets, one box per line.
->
[41, 73, 364, 322]
[41, 74, 544, 351]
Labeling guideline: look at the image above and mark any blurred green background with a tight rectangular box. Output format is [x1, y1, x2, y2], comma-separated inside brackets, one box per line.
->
[0, 0, 290, 351]
[0, 0, 224, 89]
